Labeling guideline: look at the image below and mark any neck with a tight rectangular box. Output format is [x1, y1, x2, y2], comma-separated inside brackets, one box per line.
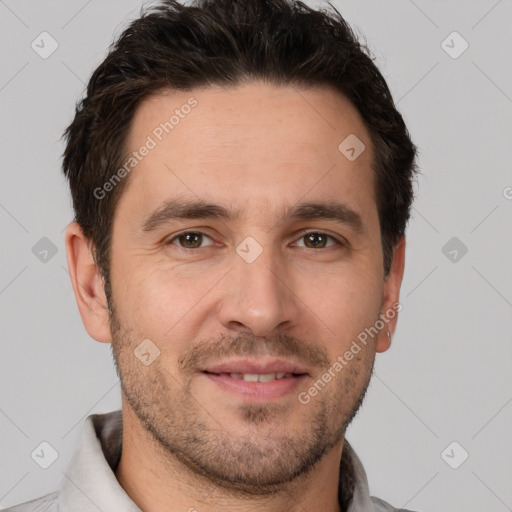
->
[115, 402, 344, 512]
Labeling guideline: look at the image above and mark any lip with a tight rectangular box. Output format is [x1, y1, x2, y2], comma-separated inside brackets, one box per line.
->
[199, 357, 309, 402]
[202, 372, 308, 402]
[200, 357, 310, 375]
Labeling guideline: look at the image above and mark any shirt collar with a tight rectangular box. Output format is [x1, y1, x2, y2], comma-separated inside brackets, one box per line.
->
[57, 410, 375, 512]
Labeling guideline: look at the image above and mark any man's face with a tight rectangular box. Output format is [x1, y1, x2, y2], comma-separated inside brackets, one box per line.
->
[107, 81, 396, 492]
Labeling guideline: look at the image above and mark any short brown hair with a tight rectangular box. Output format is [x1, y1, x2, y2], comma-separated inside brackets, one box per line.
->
[62, 0, 417, 304]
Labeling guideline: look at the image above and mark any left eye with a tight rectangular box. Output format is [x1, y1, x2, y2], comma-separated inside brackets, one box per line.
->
[293, 232, 340, 249]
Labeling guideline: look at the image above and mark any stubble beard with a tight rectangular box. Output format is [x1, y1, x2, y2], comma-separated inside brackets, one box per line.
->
[108, 300, 374, 496]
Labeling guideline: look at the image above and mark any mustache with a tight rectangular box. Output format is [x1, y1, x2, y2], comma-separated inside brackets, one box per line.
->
[178, 332, 331, 374]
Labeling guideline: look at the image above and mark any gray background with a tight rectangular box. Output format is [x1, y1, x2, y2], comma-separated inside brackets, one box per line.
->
[1, 0, 511, 510]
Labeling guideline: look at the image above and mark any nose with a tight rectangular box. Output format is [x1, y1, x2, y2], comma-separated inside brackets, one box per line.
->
[218, 242, 301, 337]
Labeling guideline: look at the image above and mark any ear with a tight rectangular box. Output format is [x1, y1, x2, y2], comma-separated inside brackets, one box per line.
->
[375, 237, 406, 353]
[65, 222, 112, 343]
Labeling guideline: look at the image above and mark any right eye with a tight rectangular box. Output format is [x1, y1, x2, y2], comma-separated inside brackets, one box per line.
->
[166, 231, 215, 250]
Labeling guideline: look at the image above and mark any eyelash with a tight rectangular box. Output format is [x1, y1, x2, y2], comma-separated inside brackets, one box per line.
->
[166, 230, 345, 251]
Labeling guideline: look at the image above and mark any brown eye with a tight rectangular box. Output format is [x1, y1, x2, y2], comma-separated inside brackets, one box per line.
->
[169, 231, 212, 249]
[297, 232, 340, 249]
[304, 233, 327, 248]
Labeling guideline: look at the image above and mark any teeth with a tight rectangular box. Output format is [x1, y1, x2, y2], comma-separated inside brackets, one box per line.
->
[257, 373, 276, 382]
[227, 372, 293, 382]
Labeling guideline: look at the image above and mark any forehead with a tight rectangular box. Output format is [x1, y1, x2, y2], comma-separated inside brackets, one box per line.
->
[120, 81, 376, 224]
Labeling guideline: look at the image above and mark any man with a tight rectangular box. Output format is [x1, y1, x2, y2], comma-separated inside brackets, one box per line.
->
[6, 0, 418, 510]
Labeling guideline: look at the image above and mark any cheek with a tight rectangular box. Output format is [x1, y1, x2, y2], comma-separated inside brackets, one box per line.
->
[298, 264, 382, 325]
[113, 260, 222, 346]
[296, 269, 383, 366]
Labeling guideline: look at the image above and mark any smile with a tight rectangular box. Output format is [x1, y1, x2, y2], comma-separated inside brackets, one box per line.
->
[225, 372, 293, 382]
[201, 371, 307, 403]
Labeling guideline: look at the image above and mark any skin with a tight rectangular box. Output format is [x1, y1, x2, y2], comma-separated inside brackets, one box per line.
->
[65, 81, 406, 512]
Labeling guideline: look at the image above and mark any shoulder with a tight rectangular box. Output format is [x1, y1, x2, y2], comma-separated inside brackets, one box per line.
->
[2, 491, 58, 512]
[371, 496, 418, 512]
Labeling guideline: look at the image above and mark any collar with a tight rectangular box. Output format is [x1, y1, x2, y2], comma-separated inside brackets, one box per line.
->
[57, 410, 376, 511]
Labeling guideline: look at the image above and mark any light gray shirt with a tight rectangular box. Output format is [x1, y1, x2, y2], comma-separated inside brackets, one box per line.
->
[4, 410, 415, 512]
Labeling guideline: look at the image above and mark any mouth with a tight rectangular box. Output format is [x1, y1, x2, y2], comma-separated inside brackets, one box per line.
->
[199, 358, 309, 401]
[203, 371, 302, 382]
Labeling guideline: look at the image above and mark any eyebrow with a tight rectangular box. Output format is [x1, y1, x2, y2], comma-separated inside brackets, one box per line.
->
[140, 197, 364, 234]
